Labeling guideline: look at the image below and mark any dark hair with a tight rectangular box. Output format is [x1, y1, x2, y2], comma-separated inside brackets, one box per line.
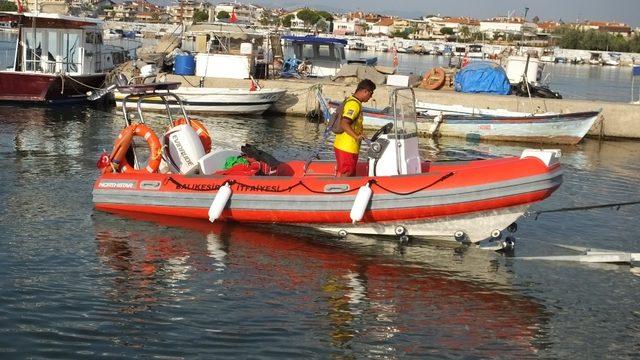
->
[356, 79, 376, 93]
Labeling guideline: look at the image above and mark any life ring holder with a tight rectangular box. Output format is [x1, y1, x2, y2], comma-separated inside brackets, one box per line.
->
[421, 67, 446, 90]
[172, 117, 212, 153]
[107, 123, 162, 174]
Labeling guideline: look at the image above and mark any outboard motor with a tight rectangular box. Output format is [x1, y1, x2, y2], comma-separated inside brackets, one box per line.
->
[163, 124, 205, 175]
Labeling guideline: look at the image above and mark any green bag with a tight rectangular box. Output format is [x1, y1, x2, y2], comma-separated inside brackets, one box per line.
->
[223, 155, 249, 169]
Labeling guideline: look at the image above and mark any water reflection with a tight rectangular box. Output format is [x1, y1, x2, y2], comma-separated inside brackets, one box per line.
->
[93, 211, 547, 356]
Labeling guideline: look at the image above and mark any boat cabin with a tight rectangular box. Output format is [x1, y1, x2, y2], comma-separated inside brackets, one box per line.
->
[0, 12, 123, 75]
[281, 35, 347, 77]
[452, 45, 467, 57]
[467, 44, 484, 58]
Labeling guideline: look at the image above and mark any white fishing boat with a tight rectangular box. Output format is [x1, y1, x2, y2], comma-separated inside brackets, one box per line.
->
[322, 95, 600, 145]
[411, 101, 600, 144]
[114, 86, 286, 114]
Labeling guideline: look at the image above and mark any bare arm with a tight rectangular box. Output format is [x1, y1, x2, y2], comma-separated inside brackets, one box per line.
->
[340, 116, 363, 142]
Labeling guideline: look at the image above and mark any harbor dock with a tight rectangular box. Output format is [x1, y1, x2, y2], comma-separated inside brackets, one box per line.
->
[164, 74, 640, 140]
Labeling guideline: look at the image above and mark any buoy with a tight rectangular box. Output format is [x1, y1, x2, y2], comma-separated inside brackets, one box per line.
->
[350, 183, 372, 224]
[208, 182, 232, 222]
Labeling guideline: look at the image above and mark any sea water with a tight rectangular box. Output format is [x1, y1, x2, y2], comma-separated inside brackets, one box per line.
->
[0, 104, 638, 358]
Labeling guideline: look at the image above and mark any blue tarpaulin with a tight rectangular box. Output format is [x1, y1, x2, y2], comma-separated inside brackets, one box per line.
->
[454, 61, 511, 95]
[633, 65, 640, 77]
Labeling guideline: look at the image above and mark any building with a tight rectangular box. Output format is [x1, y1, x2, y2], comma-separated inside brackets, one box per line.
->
[479, 16, 536, 39]
[212, 3, 264, 24]
[369, 17, 394, 36]
[536, 21, 562, 35]
[23, 0, 71, 14]
[167, 0, 211, 24]
[109, 1, 137, 21]
[573, 21, 632, 37]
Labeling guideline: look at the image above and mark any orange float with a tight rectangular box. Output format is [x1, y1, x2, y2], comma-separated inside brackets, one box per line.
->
[421, 67, 446, 90]
[172, 117, 212, 153]
[106, 123, 161, 174]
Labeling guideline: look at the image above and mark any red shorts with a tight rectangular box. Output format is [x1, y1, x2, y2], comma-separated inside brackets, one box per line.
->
[334, 147, 359, 176]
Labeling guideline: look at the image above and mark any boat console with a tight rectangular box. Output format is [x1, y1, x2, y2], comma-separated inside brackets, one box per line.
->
[365, 88, 422, 176]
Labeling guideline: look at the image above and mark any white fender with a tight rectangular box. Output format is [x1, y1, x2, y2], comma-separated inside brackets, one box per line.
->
[208, 183, 232, 222]
[350, 183, 372, 224]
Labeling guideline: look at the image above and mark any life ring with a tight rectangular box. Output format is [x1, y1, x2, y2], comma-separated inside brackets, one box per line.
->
[107, 123, 161, 173]
[172, 117, 212, 153]
[421, 67, 446, 90]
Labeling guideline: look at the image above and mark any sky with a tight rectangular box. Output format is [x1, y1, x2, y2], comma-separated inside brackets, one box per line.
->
[246, 0, 640, 28]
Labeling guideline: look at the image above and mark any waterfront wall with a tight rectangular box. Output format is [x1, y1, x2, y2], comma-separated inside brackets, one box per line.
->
[165, 74, 640, 140]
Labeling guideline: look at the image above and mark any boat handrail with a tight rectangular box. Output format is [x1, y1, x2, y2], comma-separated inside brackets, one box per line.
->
[117, 81, 181, 95]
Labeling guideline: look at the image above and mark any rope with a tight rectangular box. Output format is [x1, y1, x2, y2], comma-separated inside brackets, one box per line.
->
[370, 172, 455, 195]
[527, 200, 640, 220]
[180, 74, 199, 87]
[164, 170, 454, 196]
[61, 73, 104, 90]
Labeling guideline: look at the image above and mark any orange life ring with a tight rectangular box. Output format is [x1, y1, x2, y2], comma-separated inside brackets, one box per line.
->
[107, 123, 162, 174]
[172, 117, 212, 153]
[421, 67, 446, 90]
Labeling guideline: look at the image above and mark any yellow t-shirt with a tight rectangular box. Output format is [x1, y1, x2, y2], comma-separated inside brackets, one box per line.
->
[333, 96, 363, 154]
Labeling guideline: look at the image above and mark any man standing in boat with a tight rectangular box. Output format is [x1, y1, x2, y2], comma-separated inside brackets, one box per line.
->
[334, 79, 376, 176]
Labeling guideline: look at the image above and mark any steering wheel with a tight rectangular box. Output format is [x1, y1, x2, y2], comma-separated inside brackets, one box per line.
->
[370, 123, 393, 142]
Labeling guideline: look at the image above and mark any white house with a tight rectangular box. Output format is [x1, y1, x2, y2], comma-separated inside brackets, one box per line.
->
[479, 17, 537, 38]
[369, 17, 394, 36]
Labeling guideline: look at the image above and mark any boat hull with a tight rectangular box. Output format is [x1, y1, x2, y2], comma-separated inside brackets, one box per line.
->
[0, 72, 106, 103]
[93, 157, 563, 243]
[333, 101, 600, 145]
[114, 88, 286, 114]
[436, 111, 600, 145]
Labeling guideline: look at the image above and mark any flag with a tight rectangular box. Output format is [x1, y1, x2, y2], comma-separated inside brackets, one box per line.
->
[229, 9, 238, 23]
[249, 77, 261, 91]
[96, 151, 110, 169]
[392, 47, 399, 69]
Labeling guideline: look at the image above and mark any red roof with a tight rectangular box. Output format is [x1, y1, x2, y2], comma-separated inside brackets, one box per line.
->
[376, 18, 394, 26]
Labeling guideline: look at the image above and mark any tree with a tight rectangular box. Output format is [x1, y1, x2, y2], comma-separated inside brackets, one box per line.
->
[440, 27, 454, 35]
[296, 9, 320, 26]
[390, 29, 407, 39]
[532, 16, 540, 23]
[216, 10, 229, 20]
[0, 0, 17, 11]
[459, 26, 471, 41]
[282, 14, 293, 28]
[316, 11, 333, 22]
[151, 12, 159, 22]
[193, 9, 208, 23]
[314, 18, 328, 33]
[259, 13, 270, 25]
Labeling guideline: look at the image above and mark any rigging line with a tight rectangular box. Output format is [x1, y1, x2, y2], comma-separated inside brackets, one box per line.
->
[527, 200, 640, 220]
